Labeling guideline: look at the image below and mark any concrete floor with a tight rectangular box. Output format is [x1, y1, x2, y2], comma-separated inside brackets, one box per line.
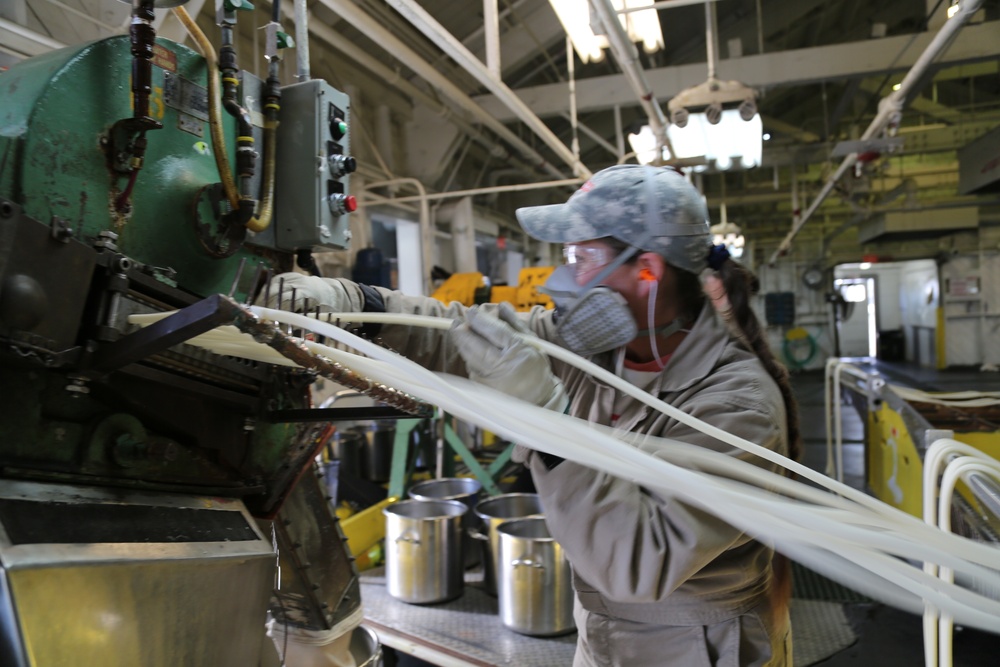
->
[791, 366, 999, 667]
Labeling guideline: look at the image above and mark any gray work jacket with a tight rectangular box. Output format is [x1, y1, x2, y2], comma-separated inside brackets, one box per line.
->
[340, 281, 792, 666]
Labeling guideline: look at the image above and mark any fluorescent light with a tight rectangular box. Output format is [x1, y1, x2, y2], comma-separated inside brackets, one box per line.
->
[549, 0, 664, 63]
[892, 83, 902, 91]
[619, 0, 664, 54]
[859, 262, 872, 270]
[947, 1, 960, 19]
[627, 124, 660, 165]
[667, 109, 762, 172]
[549, 0, 608, 63]
[763, 133, 771, 141]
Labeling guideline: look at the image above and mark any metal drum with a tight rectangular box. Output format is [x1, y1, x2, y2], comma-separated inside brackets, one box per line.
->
[408, 477, 483, 568]
[474, 493, 544, 596]
[383, 499, 466, 604]
[361, 422, 395, 483]
[497, 517, 574, 637]
[331, 429, 364, 479]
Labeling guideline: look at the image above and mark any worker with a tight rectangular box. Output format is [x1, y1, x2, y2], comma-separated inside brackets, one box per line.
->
[265, 164, 799, 666]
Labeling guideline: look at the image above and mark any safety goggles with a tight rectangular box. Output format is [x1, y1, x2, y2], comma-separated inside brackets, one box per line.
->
[563, 243, 617, 277]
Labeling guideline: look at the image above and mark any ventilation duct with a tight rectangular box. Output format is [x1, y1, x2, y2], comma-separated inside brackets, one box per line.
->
[857, 207, 978, 244]
[958, 125, 1000, 195]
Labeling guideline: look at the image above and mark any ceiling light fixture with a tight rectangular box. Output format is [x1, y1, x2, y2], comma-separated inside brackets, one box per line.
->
[666, 79, 762, 171]
[662, 2, 761, 172]
[548, 0, 664, 64]
[710, 207, 744, 258]
[626, 123, 672, 165]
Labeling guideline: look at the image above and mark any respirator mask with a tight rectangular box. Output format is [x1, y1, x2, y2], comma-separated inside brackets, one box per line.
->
[541, 249, 642, 357]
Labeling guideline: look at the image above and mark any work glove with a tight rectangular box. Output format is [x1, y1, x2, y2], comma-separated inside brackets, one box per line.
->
[258, 273, 358, 313]
[450, 303, 568, 412]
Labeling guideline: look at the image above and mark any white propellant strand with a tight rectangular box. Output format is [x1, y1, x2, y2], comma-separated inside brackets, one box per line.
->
[254, 309, 1000, 632]
[129, 308, 1000, 633]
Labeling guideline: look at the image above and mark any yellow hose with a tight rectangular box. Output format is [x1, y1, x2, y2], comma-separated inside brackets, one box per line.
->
[246, 110, 277, 233]
[172, 6, 240, 211]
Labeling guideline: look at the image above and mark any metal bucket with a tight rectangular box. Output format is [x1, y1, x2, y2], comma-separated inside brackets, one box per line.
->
[350, 625, 383, 667]
[408, 477, 483, 568]
[332, 429, 364, 479]
[474, 493, 544, 596]
[497, 517, 574, 637]
[383, 499, 466, 604]
[362, 425, 395, 483]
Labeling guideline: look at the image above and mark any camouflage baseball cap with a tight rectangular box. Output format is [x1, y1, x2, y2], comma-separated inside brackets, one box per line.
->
[515, 165, 712, 274]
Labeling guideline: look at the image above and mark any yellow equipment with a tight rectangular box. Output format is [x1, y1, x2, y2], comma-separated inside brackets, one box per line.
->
[835, 368, 1000, 538]
[431, 272, 491, 306]
[431, 267, 557, 311]
[512, 267, 556, 311]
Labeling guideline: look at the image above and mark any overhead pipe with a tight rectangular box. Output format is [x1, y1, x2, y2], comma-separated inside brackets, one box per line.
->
[704, 0, 719, 80]
[317, 0, 572, 182]
[0, 18, 66, 57]
[382, 0, 592, 179]
[620, 0, 722, 10]
[37, 0, 120, 34]
[483, 0, 501, 79]
[568, 35, 580, 163]
[768, 0, 985, 265]
[363, 177, 584, 270]
[589, 0, 675, 161]
[380, 177, 585, 204]
[293, 0, 310, 81]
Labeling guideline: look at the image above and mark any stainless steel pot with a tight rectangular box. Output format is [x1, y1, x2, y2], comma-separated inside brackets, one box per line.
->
[331, 429, 364, 479]
[350, 625, 383, 667]
[473, 493, 544, 596]
[497, 517, 574, 637]
[408, 477, 483, 568]
[361, 423, 395, 483]
[383, 499, 466, 604]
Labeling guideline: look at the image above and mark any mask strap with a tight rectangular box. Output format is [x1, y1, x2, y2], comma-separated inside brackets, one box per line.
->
[642, 166, 667, 368]
[637, 320, 687, 338]
[647, 278, 664, 369]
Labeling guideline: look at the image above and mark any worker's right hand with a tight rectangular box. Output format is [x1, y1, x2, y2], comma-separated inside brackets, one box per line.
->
[257, 273, 355, 313]
[450, 303, 568, 411]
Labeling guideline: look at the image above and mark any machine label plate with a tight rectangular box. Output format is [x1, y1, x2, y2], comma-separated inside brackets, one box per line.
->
[152, 43, 177, 73]
[178, 112, 205, 138]
[163, 71, 209, 122]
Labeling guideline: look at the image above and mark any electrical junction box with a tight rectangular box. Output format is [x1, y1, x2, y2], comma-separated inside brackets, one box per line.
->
[275, 79, 356, 251]
[764, 292, 796, 326]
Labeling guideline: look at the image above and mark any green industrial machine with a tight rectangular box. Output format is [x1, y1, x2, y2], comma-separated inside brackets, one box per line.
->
[0, 1, 394, 664]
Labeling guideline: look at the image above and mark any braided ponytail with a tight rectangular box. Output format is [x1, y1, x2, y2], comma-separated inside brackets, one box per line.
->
[716, 260, 802, 463]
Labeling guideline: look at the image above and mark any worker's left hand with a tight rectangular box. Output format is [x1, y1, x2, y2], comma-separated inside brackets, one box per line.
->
[450, 303, 568, 410]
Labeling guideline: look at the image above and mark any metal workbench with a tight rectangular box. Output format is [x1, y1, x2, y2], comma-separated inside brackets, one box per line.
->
[361, 566, 863, 667]
[360, 566, 577, 666]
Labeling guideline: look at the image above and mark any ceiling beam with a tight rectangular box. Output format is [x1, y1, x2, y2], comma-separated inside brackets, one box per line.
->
[472, 21, 1000, 121]
[0, 17, 65, 58]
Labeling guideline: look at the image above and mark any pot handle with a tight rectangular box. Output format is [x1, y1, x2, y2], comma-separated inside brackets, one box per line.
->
[510, 558, 545, 570]
[394, 531, 421, 546]
[468, 526, 489, 541]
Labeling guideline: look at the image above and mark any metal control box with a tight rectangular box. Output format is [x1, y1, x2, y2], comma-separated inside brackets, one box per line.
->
[275, 80, 354, 250]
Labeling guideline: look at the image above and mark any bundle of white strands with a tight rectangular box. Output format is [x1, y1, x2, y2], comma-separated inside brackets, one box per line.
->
[129, 307, 1000, 637]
